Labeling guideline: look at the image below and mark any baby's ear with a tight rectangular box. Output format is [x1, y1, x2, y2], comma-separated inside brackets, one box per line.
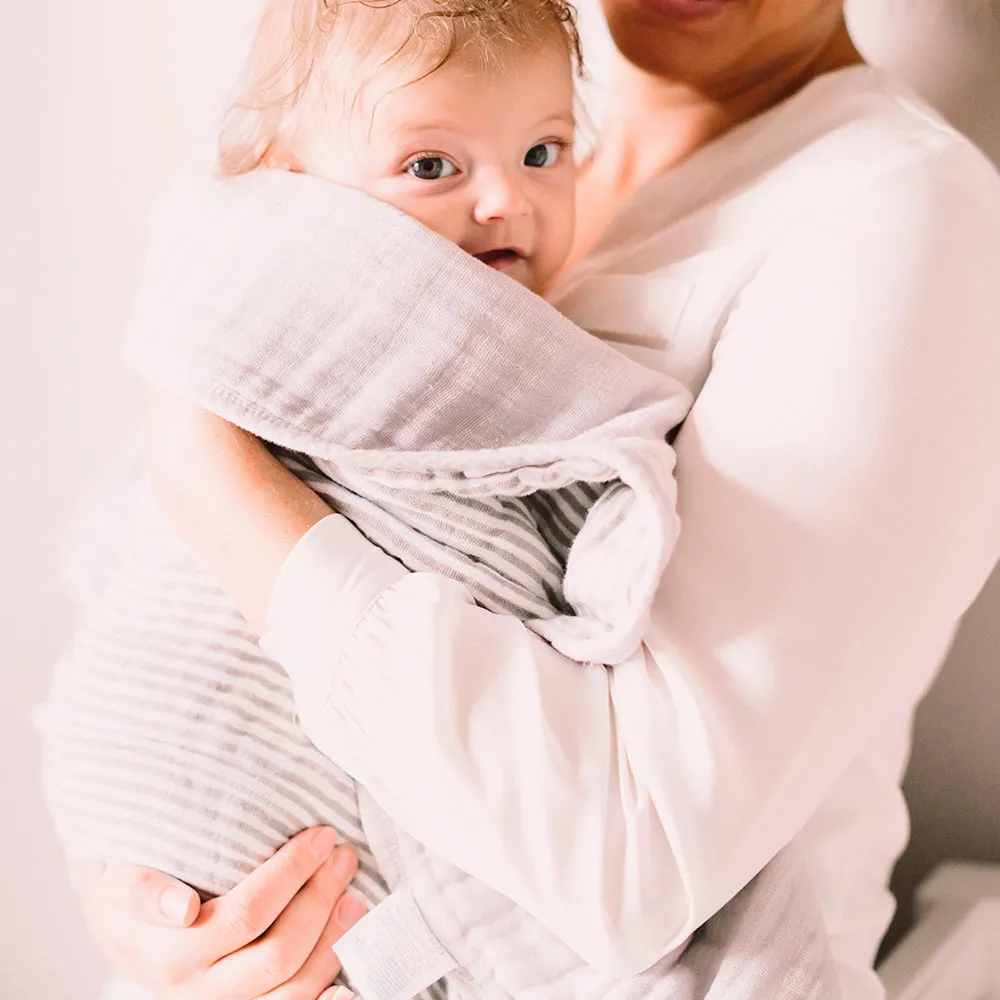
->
[261, 144, 306, 173]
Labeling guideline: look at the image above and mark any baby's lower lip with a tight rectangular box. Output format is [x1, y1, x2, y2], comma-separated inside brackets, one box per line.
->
[475, 249, 524, 271]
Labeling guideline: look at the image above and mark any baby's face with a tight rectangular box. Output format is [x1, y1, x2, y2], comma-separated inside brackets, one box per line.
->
[296, 45, 577, 293]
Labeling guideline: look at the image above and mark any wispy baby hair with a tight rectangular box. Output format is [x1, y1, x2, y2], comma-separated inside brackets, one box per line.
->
[219, 0, 583, 178]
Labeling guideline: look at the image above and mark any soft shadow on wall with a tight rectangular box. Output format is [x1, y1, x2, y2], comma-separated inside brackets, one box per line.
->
[846, 0, 1000, 957]
[888, 565, 1000, 954]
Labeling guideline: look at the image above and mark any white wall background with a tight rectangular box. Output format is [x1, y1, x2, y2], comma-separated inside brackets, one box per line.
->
[1, 3, 262, 994]
[1, 1, 997, 995]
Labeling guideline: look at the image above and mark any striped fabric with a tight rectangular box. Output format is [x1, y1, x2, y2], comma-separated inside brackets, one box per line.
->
[118, 169, 689, 666]
[40, 458, 607, 1000]
[40, 171, 840, 1000]
[292, 454, 595, 621]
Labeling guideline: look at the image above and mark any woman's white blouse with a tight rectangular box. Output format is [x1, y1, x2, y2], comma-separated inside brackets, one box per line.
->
[261, 67, 1000, 997]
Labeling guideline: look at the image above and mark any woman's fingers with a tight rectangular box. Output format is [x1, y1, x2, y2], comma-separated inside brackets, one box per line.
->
[78, 873, 204, 989]
[72, 829, 349, 1000]
[260, 887, 368, 1000]
[197, 827, 341, 957]
[93, 861, 201, 929]
[203, 844, 361, 999]
[70, 830, 355, 999]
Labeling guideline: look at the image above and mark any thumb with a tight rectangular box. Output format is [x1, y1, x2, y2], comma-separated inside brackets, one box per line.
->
[97, 861, 201, 928]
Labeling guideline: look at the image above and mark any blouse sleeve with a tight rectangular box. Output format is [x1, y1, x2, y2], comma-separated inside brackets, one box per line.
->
[262, 149, 1000, 975]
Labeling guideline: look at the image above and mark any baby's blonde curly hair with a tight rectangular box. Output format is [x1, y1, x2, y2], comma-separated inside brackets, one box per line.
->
[219, 0, 582, 178]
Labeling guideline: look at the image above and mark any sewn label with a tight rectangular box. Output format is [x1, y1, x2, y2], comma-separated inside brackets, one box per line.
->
[334, 888, 458, 1000]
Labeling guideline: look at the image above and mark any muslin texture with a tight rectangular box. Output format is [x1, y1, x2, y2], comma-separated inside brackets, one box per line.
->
[42, 170, 839, 1000]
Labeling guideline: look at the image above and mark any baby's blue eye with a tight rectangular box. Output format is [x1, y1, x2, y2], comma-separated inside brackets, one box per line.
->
[524, 142, 562, 168]
[407, 157, 458, 180]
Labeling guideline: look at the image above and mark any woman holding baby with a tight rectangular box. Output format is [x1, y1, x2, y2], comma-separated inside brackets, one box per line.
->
[67, 0, 1000, 998]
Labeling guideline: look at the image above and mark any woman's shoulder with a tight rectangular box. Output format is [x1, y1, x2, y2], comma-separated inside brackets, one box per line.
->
[674, 65, 1000, 250]
[617, 67, 1000, 255]
[753, 66, 1000, 212]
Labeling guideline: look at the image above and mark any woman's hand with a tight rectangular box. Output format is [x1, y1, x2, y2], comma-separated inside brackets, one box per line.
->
[74, 827, 367, 1000]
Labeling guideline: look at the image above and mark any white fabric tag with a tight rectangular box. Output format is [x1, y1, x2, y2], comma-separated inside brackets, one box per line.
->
[334, 888, 458, 1000]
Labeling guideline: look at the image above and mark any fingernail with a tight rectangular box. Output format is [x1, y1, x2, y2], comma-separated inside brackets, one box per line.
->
[336, 893, 367, 929]
[160, 885, 194, 925]
[332, 846, 357, 879]
[319, 987, 355, 1000]
[311, 827, 340, 859]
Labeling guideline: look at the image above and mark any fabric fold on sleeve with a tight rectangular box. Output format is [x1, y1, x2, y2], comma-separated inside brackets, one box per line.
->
[262, 513, 409, 713]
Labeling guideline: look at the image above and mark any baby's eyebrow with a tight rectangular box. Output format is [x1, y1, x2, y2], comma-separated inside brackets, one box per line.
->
[390, 120, 461, 137]
[535, 110, 575, 130]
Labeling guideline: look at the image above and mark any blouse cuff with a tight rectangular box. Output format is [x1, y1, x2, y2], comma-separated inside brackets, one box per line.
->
[260, 514, 409, 707]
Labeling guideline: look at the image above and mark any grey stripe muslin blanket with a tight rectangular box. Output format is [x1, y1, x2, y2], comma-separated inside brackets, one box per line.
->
[41, 169, 840, 999]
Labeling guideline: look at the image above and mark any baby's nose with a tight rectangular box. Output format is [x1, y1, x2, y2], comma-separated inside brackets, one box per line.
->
[473, 169, 531, 224]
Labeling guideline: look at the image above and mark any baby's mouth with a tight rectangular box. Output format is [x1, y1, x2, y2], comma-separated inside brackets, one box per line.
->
[474, 248, 525, 271]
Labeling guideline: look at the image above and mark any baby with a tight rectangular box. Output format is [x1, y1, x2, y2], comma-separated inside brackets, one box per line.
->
[44, 2, 696, 999]
[222, 0, 581, 292]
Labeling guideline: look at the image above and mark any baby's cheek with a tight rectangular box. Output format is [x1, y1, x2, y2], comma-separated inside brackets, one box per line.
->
[535, 211, 577, 292]
[390, 197, 467, 245]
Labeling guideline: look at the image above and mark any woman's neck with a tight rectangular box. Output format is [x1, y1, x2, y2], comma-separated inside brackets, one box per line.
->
[584, 19, 864, 206]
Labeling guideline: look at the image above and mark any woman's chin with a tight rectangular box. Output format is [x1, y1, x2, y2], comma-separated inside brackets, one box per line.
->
[601, 0, 751, 86]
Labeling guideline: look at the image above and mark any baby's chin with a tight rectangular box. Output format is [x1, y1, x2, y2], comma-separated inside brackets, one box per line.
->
[471, 250, 551, 293]
[479, 252, 529, 284]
